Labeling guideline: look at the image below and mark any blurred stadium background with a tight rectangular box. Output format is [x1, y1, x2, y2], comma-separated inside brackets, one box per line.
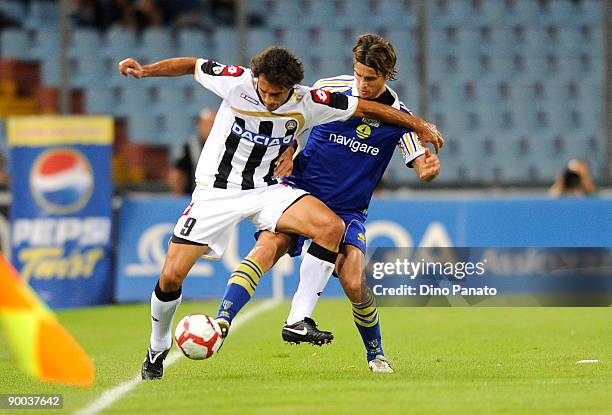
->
[0, 0, 609, 189]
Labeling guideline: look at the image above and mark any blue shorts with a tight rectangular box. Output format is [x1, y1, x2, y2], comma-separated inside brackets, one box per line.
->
[284, 211, 367, 257]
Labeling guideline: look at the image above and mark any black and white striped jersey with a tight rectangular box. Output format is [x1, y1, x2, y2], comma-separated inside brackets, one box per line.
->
[193, 58, 359, 190]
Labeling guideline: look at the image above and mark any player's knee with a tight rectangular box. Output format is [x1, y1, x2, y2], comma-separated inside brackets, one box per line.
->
[317, 215, 345, 242]
[159, 267, 185, 292]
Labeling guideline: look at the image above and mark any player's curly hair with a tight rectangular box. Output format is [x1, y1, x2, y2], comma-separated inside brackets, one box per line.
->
[250, 47, 304, 88]
[353, 33, 398, 80]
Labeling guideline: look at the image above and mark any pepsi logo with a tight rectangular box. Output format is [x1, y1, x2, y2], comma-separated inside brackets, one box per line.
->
[30, 149, 94, 214]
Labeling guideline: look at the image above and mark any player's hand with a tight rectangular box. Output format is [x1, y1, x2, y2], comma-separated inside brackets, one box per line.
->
[118, 58, 145, 78]
[415, 120, 444, 153]
[273, 144, 296, 178]
[413, 148, 440, 182]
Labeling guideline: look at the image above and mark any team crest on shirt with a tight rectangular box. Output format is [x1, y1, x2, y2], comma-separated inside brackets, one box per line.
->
[285, 120, 298, 131]
[356, 124, 371, 140]
[357, 232, 366, 243]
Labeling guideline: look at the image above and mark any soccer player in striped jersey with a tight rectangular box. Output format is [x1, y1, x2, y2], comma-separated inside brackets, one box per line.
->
[215, 34, 440, 373]
[119, 46, 444, 380]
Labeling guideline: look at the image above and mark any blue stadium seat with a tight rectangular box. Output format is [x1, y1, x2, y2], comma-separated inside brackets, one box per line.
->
[512, 0, 544, 25]
[0, 29, 30, 59]
[69, 29, 102, 60]
[0, 1, 27, 23]
[84, 86, 115, 115]
[247, 29, 274, 57]
[30, 29, 59, 60]
[276, 28, 309, 58]
[159, 113, 194, 145]
[141, 28, 173, 62]
[25, 1, 60, 30]
[314, 29, 344, 59]
[178, 30, 211, 58]
[69, 57, 101, 88]
[523, 28, 549, 56]
[372, 0, 415, 27]
[128, 113, 158, 144]
[268, 0, 301, 29]
[385, 28, 416, 60]
[104, 26, 138, 63]
[211, 28, 240, 65]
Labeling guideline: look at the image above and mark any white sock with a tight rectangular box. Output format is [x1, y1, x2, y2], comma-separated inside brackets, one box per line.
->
[150, 289, 182, 351]
[286, 247, 336, 325]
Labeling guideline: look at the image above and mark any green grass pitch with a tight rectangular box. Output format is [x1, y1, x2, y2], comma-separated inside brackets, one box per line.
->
[0, 300, 610, 414]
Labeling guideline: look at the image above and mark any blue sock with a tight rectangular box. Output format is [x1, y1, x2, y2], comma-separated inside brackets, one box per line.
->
[216, 257, 263, 324]
[352, 293, 384, 362]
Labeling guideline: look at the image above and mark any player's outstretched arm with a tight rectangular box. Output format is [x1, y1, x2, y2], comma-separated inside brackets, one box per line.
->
[354, 99, 445, 153]
[118, 57, 198, 78]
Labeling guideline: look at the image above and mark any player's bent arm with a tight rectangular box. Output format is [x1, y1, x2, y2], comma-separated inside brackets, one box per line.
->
[354, 99, 444, 152]
[118, 57, 197, 78]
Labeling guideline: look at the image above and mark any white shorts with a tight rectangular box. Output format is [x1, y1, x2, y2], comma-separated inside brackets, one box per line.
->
[173, 183, 308, 259]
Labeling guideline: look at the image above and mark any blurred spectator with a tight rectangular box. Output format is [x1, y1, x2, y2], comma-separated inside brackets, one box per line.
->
[167, 108, 216, 195]
[549, 159, 596, 197]
[0, 152, 9, 189]
[71, 0, 121, 30]
[116, 0, 164, 30]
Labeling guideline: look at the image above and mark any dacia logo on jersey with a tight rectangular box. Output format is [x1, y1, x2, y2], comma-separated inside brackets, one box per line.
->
[231, 122, 293, 146]
[356, 124, 371, 140]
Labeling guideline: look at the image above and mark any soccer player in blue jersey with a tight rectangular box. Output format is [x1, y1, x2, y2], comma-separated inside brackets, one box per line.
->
[214, 34, 441, 373]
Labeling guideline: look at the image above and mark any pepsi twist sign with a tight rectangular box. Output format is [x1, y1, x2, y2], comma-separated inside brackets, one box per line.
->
[8, 116, 114, 308]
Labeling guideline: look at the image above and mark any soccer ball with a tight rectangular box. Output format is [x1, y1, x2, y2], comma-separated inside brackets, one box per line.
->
[174, 314, 223, 360]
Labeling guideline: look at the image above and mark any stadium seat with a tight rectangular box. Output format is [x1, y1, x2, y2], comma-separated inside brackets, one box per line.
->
[69, 29, 103, 60]
[70, 57, 101, 88]
[159, 113, 195, 145]
[178, 30, 211, 58]
[212, 28, 240, 65]
[0, 1, 27, 23]
[141, 28, 174, 62]
[128, 113, 158, 144]
[0, 29, 30, 59]
[104, 26, 139, 63]
[25, 0, 60, 30]
[30, 29, 59, 60]
[84, 86, 115, 115]
[247, 29, 274, 57]
[268, 0, 301, 29]
[276, 28, 310, 58]
[315, 29, 345, 59]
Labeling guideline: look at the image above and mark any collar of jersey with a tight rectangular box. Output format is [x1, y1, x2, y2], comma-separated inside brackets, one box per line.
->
[350, 78, 401, 110]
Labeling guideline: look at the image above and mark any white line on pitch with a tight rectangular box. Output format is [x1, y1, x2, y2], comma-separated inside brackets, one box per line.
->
[73, 299, 282, 415]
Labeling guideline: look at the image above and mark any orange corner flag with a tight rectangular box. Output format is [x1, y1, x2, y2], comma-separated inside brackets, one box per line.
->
[0, 254, 95, 387]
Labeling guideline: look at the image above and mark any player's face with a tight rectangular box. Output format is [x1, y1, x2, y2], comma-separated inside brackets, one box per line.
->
[256, 75, 293, 111]
[353, 61, 387, 100]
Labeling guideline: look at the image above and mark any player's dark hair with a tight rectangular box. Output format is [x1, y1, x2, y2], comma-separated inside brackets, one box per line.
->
[250, 47, 304, 88]
[353, 33, 398, 80]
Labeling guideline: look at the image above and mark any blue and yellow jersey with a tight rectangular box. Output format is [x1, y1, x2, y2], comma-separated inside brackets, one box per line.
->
[285, 75, 425, 216]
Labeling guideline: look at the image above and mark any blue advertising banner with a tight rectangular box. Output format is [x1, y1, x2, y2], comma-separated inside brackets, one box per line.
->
[7, 116, 114, 308]
[114, 195, 612, 304]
